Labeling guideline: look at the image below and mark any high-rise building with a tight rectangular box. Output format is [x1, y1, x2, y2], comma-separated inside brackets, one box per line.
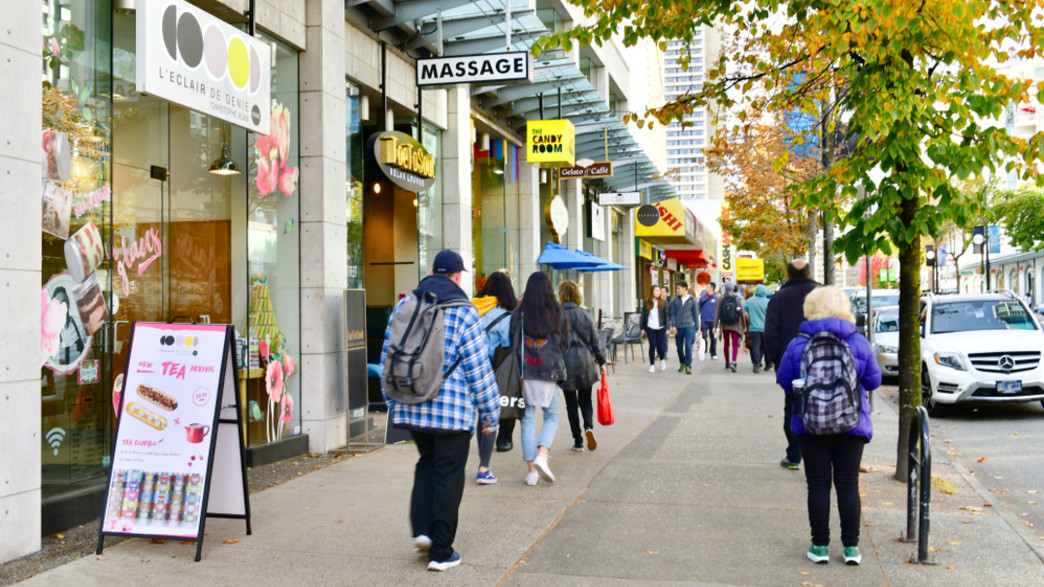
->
[662, 29, 722, 201]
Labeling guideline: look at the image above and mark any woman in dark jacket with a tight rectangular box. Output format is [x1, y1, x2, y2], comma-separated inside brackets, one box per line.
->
[511, 271, 569, 486]
[557, 280, 607, 452]
[640, 285, 669, 372]
[776, 286, 882, 566]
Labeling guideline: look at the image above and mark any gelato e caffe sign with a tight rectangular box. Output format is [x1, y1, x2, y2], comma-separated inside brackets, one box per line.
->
[526, 120, 575, 167]
[137, 0, 271, 135]
[372, 131, 437, 193]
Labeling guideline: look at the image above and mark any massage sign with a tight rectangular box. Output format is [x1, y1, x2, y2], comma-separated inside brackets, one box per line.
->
[99, 323, 250, 561]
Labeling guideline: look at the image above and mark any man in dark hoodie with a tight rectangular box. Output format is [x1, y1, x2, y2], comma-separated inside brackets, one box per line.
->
[764, 259, 819, 470]
[381, 250, 500, 571]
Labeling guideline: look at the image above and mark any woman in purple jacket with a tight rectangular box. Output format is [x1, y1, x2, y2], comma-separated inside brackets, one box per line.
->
[776, 286, 882, 566]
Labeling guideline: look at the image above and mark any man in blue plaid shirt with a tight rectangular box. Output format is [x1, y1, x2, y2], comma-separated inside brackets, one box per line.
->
[380, 250, 500, 572]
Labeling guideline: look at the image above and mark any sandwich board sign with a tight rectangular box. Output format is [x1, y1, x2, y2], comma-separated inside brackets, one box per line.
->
[97, 322, 251, 562]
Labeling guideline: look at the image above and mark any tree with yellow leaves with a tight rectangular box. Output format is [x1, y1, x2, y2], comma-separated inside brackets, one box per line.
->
[537, 0, 1044, 480]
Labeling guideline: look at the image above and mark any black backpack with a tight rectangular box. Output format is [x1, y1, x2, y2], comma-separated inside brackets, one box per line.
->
[797, 331, 861, 435]
[719, 294, 741, 325]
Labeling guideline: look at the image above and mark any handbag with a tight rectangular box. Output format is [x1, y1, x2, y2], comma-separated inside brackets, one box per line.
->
[597, 372, 615, 426]
[487, 313, 524, 420]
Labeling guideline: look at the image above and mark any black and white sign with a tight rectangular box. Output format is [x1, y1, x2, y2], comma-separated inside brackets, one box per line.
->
[417, 52, 534, 87]
[97, 323, 250, 562]
[600, 192, 642, 207]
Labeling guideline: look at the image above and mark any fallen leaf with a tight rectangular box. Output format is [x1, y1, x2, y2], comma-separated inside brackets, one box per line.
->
[1028, 501, 1038, 505]
[50, 533, 66, 539]
[1022, 520, 1032, 526]
[1012, 432, 1019, 436]
[930, 433, 937, 437]
[948, 541, 960, 545]
[180, 541, 195, 545]
[223, 539, 240, 545]
[962, 521, 974, 524]
[881, 501, 894, 506]
[800, 571, 811, 576]
[140, 559, 150, 563]
[146, 574, 155, 579]
[960, 506, 983, 512]
[946, 565, 956, 570]
[150, 539, 166, 544]
[984, 503, 992, 507]
[292, 461, 299, 466]
[929, 547, 944, 552]
[646, 550, 660, 555]
[1028, 490, 1040, 494]
[767, 414, 774, 418]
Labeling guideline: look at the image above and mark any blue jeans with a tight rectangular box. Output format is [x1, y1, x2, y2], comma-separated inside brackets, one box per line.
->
[520, 394, 560, 462]
[674, 326, 695, 366]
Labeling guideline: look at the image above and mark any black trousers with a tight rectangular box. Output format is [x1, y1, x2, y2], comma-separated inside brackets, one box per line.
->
[562, 387, 594, 446]
[646, 327, 668, 364]
[497, 417, 515, 446]
[783, 392, 802, 464]
[409, 429, 471, 562]
[748, 331, 764, 366]
[798, 434, 866, 548]
[701, 320, 717, 356]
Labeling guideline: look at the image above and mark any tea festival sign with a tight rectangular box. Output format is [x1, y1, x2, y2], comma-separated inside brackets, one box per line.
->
[137, 0, 271, 134]
[98, 323, 250, 562]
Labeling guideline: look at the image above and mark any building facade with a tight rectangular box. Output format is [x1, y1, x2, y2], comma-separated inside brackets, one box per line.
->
[2, 0, 679, 563]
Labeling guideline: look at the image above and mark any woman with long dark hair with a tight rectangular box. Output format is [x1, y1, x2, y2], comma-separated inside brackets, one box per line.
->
[471, 271, 519, 482]
[511, 271, 569, 485]
[557, 280, 607, 452]
[641, 285, 669, 372]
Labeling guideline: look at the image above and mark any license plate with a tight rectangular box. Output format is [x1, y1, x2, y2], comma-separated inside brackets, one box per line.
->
[996, 381, 1023, 394]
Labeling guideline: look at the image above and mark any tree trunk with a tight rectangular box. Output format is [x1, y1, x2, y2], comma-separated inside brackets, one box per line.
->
[806, 213, 818, 279]
[823, 220, 834, 285]
[895, 197, 923, 483]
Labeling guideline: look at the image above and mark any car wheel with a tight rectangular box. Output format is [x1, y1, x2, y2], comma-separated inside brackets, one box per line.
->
[921, 366, 950, 417]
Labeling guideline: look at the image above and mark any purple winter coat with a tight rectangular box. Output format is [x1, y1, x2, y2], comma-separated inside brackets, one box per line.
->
[775, 318, 882, 441]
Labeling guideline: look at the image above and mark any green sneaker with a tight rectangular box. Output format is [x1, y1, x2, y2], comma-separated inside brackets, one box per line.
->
[843, 546, 862, 565]
[807, 545, 829, 563]
[684, 364, 692, 374]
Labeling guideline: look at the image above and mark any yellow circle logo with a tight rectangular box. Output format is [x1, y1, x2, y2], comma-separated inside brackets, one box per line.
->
[227, 37, 249, 89]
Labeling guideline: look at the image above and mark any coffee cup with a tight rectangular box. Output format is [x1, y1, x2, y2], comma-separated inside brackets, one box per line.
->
[185, 423, 210, 444]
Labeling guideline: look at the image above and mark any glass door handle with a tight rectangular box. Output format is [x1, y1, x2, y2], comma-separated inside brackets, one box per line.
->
[112, 320, 130, 354]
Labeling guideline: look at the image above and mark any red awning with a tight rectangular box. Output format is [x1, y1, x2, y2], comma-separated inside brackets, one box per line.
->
[664, 249, 709, 264]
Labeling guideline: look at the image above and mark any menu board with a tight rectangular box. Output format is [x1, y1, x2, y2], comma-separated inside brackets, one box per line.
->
[98, 322, 250, 561]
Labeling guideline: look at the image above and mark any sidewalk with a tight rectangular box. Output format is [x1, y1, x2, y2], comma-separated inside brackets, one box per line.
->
[20, 345, 1044, 585]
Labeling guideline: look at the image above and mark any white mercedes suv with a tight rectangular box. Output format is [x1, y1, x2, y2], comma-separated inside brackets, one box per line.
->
[920, 292, 1044, 416]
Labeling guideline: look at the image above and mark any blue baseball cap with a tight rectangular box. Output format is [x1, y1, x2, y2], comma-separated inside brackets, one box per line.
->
[432, 250, 467, 274]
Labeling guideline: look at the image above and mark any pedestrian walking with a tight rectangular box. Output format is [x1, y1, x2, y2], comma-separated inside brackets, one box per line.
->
[698, 282, 719, 360]
[641, 285, 669, 372]
[668, 281, 701, 374]
[715, 282, 747, 372]
[557, 280, 608, 452]
[764, 259, 821, 470]
[380, 250, 500, 572]
[745, 285, 772, 373]
[775, 286, 881, 565]
[512, 271, 569, 486]
[471, 271, 519, 482]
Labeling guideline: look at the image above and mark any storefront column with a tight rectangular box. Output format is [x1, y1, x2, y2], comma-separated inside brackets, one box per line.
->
[442, 85, 474, 294]
[517, 162, 541, 279]
[620, 211, 638, 315]
[0, 6, 42, 562]
[299, 0, 348, 453]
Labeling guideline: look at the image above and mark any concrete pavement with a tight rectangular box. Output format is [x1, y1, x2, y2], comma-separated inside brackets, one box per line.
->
[20, 345, 1044, 585]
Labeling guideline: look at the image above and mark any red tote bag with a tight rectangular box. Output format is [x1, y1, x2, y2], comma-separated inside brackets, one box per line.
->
[597, 372, 615, 426]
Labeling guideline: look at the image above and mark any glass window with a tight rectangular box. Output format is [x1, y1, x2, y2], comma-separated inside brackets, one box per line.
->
[347, 81, 364, 289]
[932, 300, 1036, 333]
[41, 0, 113, 500]
[417, 122, 443, 280]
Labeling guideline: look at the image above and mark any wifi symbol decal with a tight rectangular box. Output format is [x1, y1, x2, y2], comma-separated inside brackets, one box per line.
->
[46, 427, 66, 456]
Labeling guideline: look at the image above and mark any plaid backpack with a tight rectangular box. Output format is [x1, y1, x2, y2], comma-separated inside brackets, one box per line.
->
[797, 331, 861, 435]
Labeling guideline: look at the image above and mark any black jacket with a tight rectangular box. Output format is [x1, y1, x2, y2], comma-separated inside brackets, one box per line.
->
[640, 299, 667, 330]
[560, 302, 606, 391]
[510, 306, 570, 382]
[764, 275, 820, 367]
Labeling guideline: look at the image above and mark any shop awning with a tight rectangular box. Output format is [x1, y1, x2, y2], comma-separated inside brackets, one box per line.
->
[573, 249, 627, 272]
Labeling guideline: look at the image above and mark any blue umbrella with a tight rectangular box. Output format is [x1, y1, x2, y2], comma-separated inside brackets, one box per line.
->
[573, 249, 627, 272]
[537, 242, 601, 269]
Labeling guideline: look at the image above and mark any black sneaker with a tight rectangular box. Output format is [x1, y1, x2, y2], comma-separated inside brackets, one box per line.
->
[730, 364, 737, 373]
[496, 442, 513, 452]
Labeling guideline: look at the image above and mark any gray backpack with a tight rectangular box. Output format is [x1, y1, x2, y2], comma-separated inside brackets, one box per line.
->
[383, 292, 472, 404]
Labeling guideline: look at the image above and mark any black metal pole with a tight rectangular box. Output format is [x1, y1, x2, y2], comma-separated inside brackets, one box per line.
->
[986, 228, 991, 291]
[539, 93, 544, 120]
[381, 42, 388, 132]
[248, 0, 255, 35]
[417, 80, 423, 144]
[557, 87, 562, 119]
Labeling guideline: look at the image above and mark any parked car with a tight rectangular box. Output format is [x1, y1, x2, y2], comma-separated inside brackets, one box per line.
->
[872, 305, 900, 379]
[851, 289, 901, 335]
[919, 292, 1044, 416]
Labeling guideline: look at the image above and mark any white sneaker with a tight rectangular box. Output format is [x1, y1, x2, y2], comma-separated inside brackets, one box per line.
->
[524, 472, 538, 486]
[648, 364, 656, 373]
[659, 359, 667, 371]
[533, 455, 555, 482]
[414, 534, 432, 553]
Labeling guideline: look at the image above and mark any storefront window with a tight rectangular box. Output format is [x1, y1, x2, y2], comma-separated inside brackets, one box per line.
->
[346, 81, 364, 289]
[245, 34, 301, 445]
[417, 123, 443, 282]
[473, 138, 521, 290]
[41, 0, 114, 499]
